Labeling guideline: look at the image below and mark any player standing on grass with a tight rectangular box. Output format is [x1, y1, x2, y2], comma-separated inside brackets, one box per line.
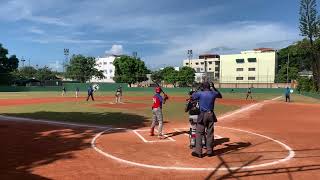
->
[76, 87, 80, 98]
[285, 87, 291, 102]
[191, 82, 222, 158]
[62, 86, 66, 96]
[246, 87, 253, 100]
[115, 86, 122, 104]
[150, 87, 168, 139]
[86, 85, 94, 101]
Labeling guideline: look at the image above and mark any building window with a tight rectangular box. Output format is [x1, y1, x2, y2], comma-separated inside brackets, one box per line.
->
[201, 62, 204, 65]
[209, 68, 212, 71]
[208, 61, 213, 65]
[110, 62, 113, 64]
[236, 77, 244, 80]
[248, 77, 256, 80]
[200, 68, 204, 72]
[185, 63, 189, 65]
[248, 58, 257, 62]
[215, 67, 219, 71]
[215, 61, 220, 65]
[236, 68, 244, 71]
[236, 59, 245, 63]
[195, 62, 199, 65]
[196, 68, 201, 72]
[103, 62, 107, 65]
[109, 69, 113, 73]
[248, 68, 256, 71]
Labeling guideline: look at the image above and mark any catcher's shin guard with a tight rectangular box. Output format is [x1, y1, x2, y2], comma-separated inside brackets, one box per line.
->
[189, 127, 196, 149]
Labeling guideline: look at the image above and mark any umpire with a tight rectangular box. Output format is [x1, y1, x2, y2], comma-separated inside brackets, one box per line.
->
[191, 82, 222, 158]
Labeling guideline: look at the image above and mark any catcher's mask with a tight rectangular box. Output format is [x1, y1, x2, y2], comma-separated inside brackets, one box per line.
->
[155, 87, 161, 93]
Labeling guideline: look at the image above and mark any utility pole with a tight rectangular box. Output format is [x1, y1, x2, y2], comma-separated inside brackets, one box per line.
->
[187, 50, 193, 67]
[132, 51, 138, 58]
[287, 53, 290, 87]
[64, 48, 69, 73]
[21, 57, 25, 67]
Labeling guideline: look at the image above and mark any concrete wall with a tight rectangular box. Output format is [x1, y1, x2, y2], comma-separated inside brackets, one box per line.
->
[220, 51, 276, 83]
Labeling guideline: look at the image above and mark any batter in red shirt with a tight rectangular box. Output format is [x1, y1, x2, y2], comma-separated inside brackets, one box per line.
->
[150, 87, 165, 138]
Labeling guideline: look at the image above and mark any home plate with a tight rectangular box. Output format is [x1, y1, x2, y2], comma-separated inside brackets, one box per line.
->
[173, 128, 223, 139]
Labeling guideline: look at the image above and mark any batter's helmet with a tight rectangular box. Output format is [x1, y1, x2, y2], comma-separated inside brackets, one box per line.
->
[155, 87, 161, 93]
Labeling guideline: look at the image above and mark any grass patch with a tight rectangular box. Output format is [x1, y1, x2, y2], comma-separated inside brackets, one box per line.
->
[0, 98, 239, 127]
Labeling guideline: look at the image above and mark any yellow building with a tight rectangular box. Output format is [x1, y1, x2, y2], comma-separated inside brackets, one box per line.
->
[220, 48, 277, 84]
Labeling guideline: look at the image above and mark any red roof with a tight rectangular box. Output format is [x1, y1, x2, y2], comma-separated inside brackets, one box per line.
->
[254, 48, 275, 52]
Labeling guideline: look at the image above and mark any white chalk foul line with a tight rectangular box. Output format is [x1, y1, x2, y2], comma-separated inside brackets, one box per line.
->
[0, 115, 110, 129]
[217, 96, 282, 121]
[133, 129, 175, 143]
[91, 126, 295, 171]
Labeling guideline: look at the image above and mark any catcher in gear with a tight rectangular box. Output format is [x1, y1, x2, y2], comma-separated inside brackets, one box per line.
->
[185, 89, 206, 150]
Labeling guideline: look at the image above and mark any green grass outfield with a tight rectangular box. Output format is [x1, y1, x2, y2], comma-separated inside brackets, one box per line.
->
[0, 91, 318, 128]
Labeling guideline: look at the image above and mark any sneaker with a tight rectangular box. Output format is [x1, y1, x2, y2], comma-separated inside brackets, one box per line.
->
[150, 128, 154, 136]
[191, 152, 203, 158]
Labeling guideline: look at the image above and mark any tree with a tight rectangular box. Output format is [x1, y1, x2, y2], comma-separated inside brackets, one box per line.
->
[113, 56, 149, 87]
[151, 70, 163, 84]
[0, 43, 19, 85]
[35, 66, 57, 82]
[299, 0, 320, 90]
[161, 67, 179, 87]
[65, 55, 104, 83]
[275, 66, 299, 83]
[276, 39, 313, 82]
[19, 66, 37, 79]
[177, 66, 195, 86]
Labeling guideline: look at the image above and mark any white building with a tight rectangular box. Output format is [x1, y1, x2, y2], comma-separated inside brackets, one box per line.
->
[182, 54, 220, 82]
[91, 55, 119, 83]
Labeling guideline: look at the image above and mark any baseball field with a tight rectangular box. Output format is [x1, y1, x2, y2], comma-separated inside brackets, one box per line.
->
[0, 89, 320, 179]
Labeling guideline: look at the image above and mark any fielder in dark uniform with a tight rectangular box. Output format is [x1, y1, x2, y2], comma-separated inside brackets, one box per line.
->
[86, 85, 95, 101]
[191, 82, 222, 158]
[285, 87, 291, 102]
[246, 87, 253, 100]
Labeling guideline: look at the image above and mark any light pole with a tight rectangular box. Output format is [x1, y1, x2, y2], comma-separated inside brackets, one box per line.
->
[287, 53, 290, 87]
[64, 48, 69, 72]
[133, 52, 138, 59]
[21, 57, 25, 67]
[187, 49, 193, 67]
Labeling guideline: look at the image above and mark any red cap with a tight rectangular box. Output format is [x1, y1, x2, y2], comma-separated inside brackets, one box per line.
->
[155, 87, 161, 93]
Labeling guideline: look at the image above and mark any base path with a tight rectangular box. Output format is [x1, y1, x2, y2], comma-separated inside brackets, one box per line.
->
[1, 100, 320, 179]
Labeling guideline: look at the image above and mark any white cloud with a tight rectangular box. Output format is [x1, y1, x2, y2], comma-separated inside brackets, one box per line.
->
[28, 35, 107, 44]
[145, 21, 299, 66]
[27, 26, 45, 35]
[105, 45, 124, 55]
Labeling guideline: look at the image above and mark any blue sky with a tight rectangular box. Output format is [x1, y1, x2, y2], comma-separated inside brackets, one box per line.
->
[0, 0, 302, 71]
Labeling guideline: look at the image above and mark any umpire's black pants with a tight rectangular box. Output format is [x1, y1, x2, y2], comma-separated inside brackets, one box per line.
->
[86, 94, 94, 101]
[195, 111, 216, 155]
